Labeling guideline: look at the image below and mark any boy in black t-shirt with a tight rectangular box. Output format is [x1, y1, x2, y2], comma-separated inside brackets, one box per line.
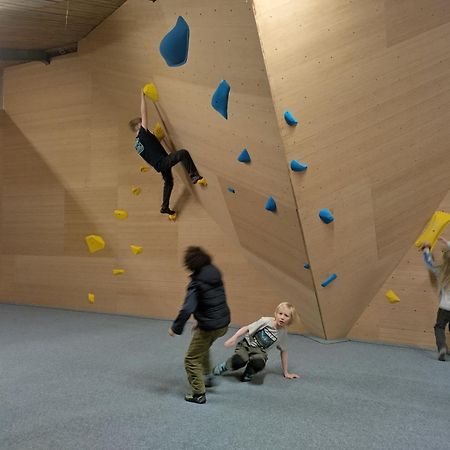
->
[129, 91, 204, 215]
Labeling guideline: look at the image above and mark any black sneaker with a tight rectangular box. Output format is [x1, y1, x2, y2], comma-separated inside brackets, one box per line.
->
[191, 174, 202, 184]
[160, 207, 176, 215]
[185, 393, 206, 404]
[240, 372, 252, 382]
[438, 348, 447, 361]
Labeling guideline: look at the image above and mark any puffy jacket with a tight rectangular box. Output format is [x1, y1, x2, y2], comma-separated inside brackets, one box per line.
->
[171, 264, 231, 334]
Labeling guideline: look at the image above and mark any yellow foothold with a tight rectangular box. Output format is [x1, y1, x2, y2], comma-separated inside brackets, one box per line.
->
[88, 293, 95, 304]
[131, 186, 141, 196]
[168, 213, 177, 221]
[153, 122, 165, 141]
[114, 209, 128, 220]
[197, 177, 207, 187]
[386, 289, 400, 304]
[112, 269, 125, 276]
[85, 235, 106, 253]
[140, 166, 150, 173]
[143, 83, 159, 102]
[130, 245, 143, 255]
[415, 210, 450, 251]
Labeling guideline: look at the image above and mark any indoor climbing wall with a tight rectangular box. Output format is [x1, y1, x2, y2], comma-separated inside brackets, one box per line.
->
[75, 0, 323, 335]
[253, 0, 450, 342]
[0, 0, 322, 335]
[349, 191, 450, 348]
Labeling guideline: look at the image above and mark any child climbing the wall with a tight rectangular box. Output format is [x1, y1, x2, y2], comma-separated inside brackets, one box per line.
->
[421, 236, 450, 361]
[168, 246, 231, 404]
[213, 302, 300, 382]
[129, 90, 205, 216]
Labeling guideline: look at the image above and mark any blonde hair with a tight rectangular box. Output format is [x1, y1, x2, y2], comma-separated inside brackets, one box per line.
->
[275, 302, 299, 326]
[438, 249, 450, 290]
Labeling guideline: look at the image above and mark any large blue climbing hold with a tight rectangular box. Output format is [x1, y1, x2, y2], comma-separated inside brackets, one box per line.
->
[321, 273, 337, 287]
[265, 196, 277, 212]
[237, 148, 251, 163]
[319, 208, 334, 224]
[159, 16, 190, 67]
[304, 263, 310, 269]
[284, 110, 298, 126]
[211, 80, 231, 119]
[290, 160, 308, 172]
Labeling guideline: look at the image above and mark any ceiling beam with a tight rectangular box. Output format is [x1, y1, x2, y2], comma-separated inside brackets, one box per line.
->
[0, 44, 78, 65]
[0, 48, 51, 64]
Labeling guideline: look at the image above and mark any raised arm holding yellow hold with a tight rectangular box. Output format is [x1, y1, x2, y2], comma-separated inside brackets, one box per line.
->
[415, 210, 450, 250]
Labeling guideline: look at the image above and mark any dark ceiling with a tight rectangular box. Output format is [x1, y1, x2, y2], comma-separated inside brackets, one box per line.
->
[0, 0, 128, 70]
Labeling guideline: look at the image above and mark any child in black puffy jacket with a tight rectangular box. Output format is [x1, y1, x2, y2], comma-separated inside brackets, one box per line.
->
[169, 246, 230, 404]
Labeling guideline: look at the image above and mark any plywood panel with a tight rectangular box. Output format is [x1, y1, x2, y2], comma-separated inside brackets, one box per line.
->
[254, 0, 450, 339]
[0, 0, 319, 331]
[349, 190, 450, 349]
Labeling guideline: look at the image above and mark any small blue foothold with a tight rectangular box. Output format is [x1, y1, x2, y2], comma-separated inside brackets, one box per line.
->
[211, 80, 231, 119]
[265, 196, 277, 212]
[321, 273, 337, 287]
[237, 148, 251, 163]
[304, 263, 310, 269]
[159, 16, 190, 67]
[290, 160, 308, 172]
[319, 208, 334, 224]
[227, 187, 235, 193]
[284, 110, 298, 126]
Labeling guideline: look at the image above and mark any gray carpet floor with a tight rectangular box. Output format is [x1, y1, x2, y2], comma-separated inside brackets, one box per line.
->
[0, 304, 449, 450]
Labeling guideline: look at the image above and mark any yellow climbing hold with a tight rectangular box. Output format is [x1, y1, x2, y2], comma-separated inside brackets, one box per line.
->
[88, 293, 95, 304]
[112, 269, 125, 276]
[131, 186, 141, 196]
[114, 210, 128, 220]
[197, 177, 208, 187]
[140, 166, 150, 173]
[153, 122, 165, 141]
[415, 210, 450, 251]
[85, 235, 106, 253]
[130, 245, 143, 255]
[143, 83, 159, 102]
[168, 213, 177, 221]
[386, 289, 400, 304]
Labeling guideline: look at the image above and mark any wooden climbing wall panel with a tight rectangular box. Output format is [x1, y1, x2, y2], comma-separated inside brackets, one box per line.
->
[253, 0, 450, 341]
[0, 0, 323, 335]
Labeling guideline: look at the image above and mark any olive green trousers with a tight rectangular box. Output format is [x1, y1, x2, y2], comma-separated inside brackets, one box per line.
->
[184, 326, 228, 394]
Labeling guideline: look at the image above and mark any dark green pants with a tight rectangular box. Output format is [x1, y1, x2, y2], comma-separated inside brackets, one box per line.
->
[226, 340, 267, 375]
[185, 326, 228, 394]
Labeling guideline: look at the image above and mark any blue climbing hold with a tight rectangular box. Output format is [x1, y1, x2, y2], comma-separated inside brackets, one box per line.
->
[290, 160, 308, 172]
[321, 273, 337, 287]
[284, 110, 298, 126]
[237, 148, 251, 163]
[160, 16, 190, 67]
[265, 196, 277, 212]
[227, 187, 235, 193]
[211, 80, 231, 119]
[319, 208, 334, 224]
[304, 263, 310, 269]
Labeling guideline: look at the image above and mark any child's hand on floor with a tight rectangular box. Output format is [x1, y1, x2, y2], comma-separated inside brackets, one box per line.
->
[284, 372, 300, 379]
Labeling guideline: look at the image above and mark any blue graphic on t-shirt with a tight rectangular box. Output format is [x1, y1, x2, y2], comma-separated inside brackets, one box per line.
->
[135, 137, 144, 154]
[254, 328, 277, 349]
